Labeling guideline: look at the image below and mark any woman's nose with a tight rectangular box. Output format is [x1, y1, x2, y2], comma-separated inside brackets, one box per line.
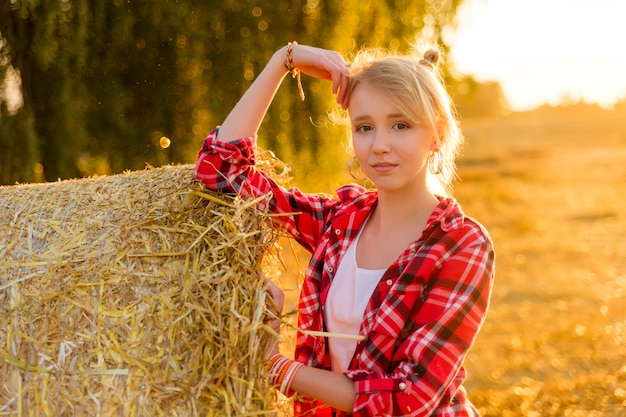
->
[372, 130, 391, 153]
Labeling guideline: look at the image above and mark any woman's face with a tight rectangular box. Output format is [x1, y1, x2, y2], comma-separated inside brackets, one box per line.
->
[348, 82, 438, 195]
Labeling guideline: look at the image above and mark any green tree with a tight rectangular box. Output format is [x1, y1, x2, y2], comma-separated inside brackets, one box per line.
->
[455, 76, 510, 118]
[1, 0, 86, 183]
[1, 0, 465, 191]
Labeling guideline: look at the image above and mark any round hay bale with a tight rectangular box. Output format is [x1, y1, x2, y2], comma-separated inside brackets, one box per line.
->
[0, 163, 283, 416]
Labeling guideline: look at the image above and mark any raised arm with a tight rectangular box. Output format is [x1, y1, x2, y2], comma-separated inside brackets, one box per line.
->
[216, 44, 351, 143]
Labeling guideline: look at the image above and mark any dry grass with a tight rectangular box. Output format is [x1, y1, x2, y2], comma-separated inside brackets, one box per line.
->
[0, 159, 289, 416]
[456, 112, 626, 416]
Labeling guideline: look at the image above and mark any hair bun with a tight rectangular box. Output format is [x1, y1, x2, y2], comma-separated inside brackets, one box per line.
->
[419, 49, 439, 68]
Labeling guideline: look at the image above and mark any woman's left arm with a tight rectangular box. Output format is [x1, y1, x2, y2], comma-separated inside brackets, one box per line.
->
[290, 366, 356, 412]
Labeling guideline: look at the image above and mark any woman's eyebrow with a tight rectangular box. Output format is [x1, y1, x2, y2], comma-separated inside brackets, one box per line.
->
[351, 113, 406, 123]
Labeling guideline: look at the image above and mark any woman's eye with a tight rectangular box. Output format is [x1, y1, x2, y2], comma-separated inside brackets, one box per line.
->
[393, 122, 409, 130]
[356, 125, 373, 132]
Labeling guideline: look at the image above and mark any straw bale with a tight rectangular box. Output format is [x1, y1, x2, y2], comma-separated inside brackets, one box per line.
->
[0, 158, 289, 416]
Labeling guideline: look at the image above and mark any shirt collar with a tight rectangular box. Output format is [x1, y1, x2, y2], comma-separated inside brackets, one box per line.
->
[429, 197, 465, 232]
[336, 186, 465, 233]
[336, 184, 378, 208]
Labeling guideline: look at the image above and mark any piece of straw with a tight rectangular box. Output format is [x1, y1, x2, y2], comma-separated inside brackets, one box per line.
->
[300, 330, 366, 341]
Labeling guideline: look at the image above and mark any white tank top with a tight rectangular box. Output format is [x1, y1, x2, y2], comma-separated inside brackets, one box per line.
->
[324, 226, 386, 373]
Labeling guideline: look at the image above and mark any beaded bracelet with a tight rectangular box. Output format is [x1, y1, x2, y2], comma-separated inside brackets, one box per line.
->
[285, 41, 305, 101]
[281, 360, 304, 395]
[267, 353, 304, 396]
[268, 354, 290, 385]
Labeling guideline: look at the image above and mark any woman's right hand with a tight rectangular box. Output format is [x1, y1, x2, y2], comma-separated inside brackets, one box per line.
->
[216, 43, 351, 143]
[287, 44, 352, 108]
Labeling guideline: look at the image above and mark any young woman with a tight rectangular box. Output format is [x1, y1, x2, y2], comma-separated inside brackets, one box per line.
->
[195, 42, 495, 417]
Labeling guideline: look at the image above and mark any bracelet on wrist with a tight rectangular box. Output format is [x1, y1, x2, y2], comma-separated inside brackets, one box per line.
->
[285, 41, 305, 101]
[267, 353, 304, 396]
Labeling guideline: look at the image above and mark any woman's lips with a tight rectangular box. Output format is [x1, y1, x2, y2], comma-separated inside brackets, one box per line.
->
[371, 163, 397, 174]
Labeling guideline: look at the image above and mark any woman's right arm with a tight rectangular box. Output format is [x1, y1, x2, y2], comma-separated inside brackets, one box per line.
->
[215, 46, 288, 143]
[196, 44, 351, 248]
[216, 43, 351, 143]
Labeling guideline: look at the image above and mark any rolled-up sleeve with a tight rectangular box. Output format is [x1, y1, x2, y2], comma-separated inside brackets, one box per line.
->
[195, 129, 262, 197]
[195, 128, 340, 252]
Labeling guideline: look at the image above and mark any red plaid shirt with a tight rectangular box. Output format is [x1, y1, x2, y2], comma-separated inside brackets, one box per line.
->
[196, 129, 495, 417]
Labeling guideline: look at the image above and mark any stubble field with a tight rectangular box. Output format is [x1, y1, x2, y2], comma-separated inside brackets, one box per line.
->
[273, 110, 626, 416]
[456, 112, 626, 416]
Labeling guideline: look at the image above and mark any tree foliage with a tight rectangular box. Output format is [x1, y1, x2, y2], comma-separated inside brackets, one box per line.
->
[455, 76, 510, 118]
[0, 0, 465, 190]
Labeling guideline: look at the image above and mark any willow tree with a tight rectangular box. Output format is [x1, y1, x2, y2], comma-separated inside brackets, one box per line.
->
[0, 0, 463, 190]
[0, 0, 91, 183]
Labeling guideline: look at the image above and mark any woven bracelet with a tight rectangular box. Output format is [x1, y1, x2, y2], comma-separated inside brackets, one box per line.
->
[285, 41, 305, 101]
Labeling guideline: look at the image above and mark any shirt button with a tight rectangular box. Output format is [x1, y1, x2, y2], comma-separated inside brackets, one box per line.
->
[328, 266, 334, 273]
[335, 229, 341, 235]
[399, 382, 406, 390]
[386, 279, 393, 285]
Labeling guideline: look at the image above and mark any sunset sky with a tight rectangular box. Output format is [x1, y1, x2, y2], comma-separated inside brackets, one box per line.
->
[446, 0, 626, 110]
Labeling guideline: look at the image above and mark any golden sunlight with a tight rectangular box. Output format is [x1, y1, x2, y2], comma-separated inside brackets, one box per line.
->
[446, 0, 626, 110]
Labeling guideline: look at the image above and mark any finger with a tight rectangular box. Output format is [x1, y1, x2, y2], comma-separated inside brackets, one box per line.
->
[263, 278, 284, 315]
[329, 59, 347, 92]
[332, 63, 350, 108]
[339, 66, 351, 108]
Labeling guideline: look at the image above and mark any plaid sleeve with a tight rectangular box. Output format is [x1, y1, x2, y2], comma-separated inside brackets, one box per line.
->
[346, 222, 495, 416]
[195, 129, 339, 252]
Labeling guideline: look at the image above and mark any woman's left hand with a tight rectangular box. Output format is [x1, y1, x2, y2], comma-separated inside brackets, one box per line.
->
[263, 278, 284, 358]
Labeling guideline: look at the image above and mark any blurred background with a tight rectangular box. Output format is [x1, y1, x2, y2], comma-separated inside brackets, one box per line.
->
[1, 0, 624, 415]
[1, 0, 626, 189]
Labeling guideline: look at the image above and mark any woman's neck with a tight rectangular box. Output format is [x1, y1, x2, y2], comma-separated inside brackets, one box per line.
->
[356, 187, 440, 269]
[373, 186, 440, 234]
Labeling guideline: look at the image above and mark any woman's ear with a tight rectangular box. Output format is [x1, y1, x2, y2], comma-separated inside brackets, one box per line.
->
[430, 133, 441, 151]
[432, 121, 445, 150]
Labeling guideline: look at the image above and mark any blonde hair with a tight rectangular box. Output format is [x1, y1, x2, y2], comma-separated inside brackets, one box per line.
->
[344, 45, 463, 196]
